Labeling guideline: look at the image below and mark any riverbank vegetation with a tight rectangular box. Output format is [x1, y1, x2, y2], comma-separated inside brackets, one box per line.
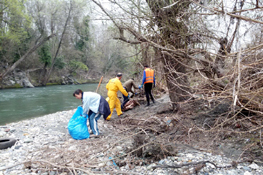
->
[1, 0, 263, 169]
[0, 0, 139, 88]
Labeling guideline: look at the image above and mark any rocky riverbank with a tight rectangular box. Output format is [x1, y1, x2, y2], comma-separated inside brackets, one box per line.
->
[0, 69, 101, 89]
[1, 96, 263, 174]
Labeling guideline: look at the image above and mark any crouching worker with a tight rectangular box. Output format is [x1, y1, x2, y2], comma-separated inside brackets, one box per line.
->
[73, 89, 110, 136]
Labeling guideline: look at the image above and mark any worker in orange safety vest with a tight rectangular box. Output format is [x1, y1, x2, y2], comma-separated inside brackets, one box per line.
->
[139, 65, 155, 106]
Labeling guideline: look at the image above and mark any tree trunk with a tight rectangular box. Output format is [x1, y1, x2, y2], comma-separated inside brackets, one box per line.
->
[0, 34, 55, 82]
[162, 52, 190, 110]
[146, 0, 191, 110]
[39, 63, 48, 84]
[42, 1, 72, 86]
[141, 42, 150, 65]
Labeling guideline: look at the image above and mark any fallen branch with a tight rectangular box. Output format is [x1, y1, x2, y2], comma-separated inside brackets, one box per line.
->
[0, 160, 93, 174]
[152, 160, 240, 169]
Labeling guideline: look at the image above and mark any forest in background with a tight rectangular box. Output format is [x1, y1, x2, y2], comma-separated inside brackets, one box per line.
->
[0, 0, 140, 88]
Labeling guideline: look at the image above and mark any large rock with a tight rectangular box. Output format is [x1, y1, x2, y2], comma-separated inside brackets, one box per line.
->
[61, 75, 79, 85]
[2, 69, 34, 88]
[22, 79, 34, 88]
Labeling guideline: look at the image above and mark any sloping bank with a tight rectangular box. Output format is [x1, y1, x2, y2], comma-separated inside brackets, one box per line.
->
[0, 95, 262, 175]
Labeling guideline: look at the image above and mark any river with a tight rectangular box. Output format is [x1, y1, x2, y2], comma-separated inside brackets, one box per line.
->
[0, 84, 107, 125]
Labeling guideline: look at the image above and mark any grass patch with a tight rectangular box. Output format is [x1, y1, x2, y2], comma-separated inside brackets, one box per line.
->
[46, 83, 61, 86]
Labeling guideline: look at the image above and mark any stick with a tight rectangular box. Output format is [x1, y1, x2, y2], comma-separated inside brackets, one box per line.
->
[95, 76, 103, 93]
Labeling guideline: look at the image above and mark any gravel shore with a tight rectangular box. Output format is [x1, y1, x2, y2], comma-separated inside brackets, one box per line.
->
[0, 108, 263, 175]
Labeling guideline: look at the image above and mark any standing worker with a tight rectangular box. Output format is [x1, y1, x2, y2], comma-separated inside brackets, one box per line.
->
[139, 65, 155, 106]
[106, 73, 128, 120]
[73, 89, 110, 136]
[122, 78, 140, 109]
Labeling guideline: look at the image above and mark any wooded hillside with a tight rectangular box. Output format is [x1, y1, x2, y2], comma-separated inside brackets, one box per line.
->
[0, 0, 138, 88]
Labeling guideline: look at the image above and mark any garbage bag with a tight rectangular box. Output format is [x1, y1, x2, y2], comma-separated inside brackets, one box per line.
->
[68, 106, 90, 140]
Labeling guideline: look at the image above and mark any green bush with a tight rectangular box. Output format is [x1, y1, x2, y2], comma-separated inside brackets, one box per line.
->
[13, 83, 23, 88]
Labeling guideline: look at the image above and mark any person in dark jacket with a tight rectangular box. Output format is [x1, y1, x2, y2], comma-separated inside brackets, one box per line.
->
[73, 89, 110, 136]
[121, 78, 140, 109]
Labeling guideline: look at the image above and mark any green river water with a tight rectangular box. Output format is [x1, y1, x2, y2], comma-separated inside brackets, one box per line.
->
[0, 84, 107, 125]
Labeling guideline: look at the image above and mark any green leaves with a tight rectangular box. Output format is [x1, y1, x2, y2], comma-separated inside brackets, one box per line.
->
[0, 0, 32, 47]
[69, 60, 88, 73]
[38, 43, 52, 66]
[74, 15, 90, 51]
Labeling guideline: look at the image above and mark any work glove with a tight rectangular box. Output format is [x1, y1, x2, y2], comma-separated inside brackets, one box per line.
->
[139, 85, 142, 89]
[127, 94, 130, 99]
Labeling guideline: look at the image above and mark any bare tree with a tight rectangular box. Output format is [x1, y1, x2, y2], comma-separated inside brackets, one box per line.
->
[89, 0, 263, 112]
[0, 33, 55, 82]
[41, 0, 73, 86]
[0, 0, 56, 82]
[90, 0, 192, 109]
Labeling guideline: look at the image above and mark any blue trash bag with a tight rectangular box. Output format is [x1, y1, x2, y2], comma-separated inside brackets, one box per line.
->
[68, 106, 90, 140]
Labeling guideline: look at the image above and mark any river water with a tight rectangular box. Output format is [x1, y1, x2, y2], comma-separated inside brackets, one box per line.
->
[0, 84, 107, 125]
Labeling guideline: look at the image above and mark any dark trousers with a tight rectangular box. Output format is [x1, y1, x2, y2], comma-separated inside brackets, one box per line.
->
[121, 87, 129, 109]
[144, 83, 154, 105]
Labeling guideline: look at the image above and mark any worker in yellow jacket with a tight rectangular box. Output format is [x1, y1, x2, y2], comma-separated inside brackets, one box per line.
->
[106, 73, 128, 120]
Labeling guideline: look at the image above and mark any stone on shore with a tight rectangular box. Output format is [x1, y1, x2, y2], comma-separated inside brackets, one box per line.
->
[0, 108, 263, 175]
